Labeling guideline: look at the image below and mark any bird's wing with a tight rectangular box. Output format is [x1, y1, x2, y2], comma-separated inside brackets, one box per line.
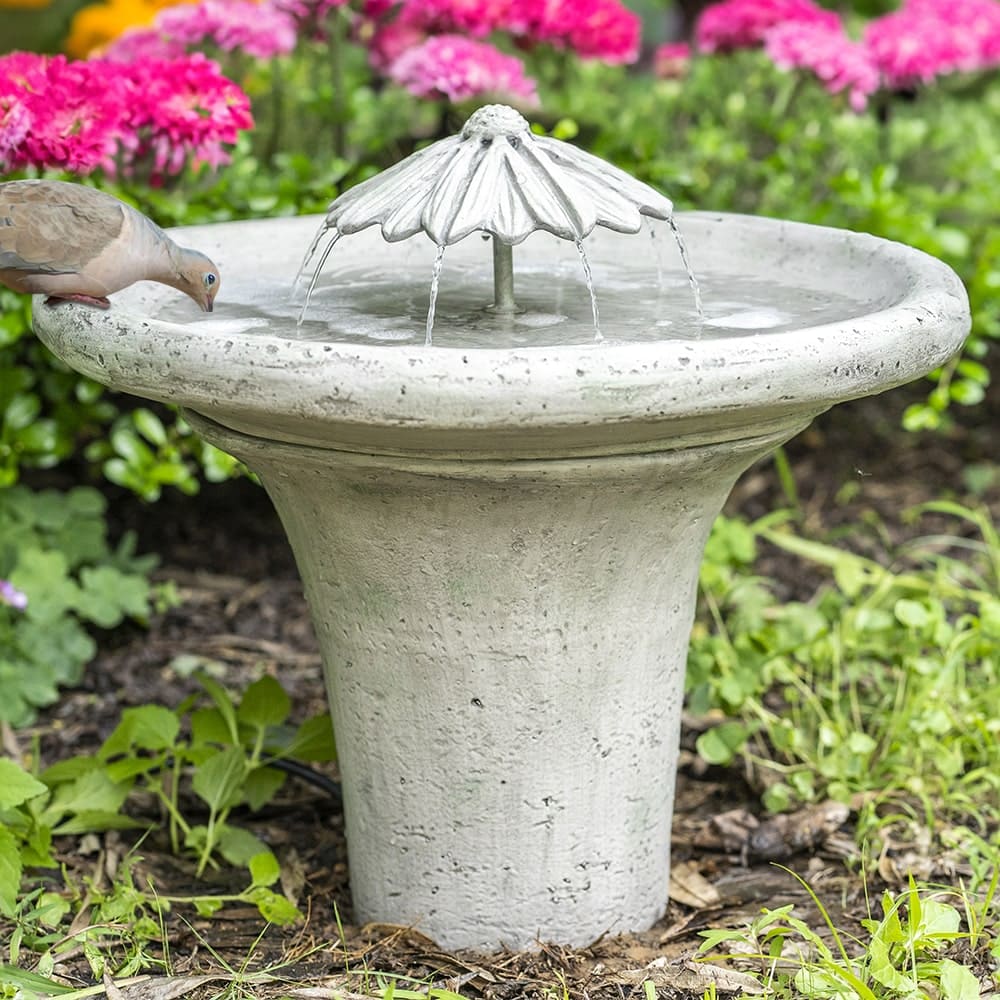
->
[0, 182, 126, 277]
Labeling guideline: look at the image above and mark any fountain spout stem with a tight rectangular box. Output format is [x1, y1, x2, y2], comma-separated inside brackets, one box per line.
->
[492, 237, 516, 313]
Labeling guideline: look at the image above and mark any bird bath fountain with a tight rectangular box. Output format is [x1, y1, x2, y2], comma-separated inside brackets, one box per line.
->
[33, 105, 969, 951]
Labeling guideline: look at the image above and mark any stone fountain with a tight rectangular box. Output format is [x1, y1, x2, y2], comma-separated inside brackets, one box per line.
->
[32, 106, 970, 951]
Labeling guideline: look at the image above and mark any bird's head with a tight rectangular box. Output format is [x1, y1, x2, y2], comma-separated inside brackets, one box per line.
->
[176, 248, 221, 312]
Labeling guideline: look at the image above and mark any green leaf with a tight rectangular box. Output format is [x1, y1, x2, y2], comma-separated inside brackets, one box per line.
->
[197, 673, 240, 743]
[46, 767, 130, 821]
[216, 825, 270, 867]
[248, 850, 281, 888]
[243, 766, 286, 811]
[102, 704, 180, 757]
[192, 747, 248, 812]
[193, 897, 224, 918]
[132, 408, 168, 446]
[249, 887, 301, 926]
[938, 959, 980, 1000]
[0, 759, 47, 808]
[696, 721, 749, 766]
[0, 826, 22, 917]
[238, 675, 291, 730]
[282, 713, 337, 762]
[74, 566, 150, 627]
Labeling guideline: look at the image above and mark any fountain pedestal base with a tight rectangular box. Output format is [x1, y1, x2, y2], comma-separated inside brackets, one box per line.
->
[187, 412, 805, 949]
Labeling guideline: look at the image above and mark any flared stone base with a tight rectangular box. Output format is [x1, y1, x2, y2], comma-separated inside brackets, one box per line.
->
[187, 412, 806, 948]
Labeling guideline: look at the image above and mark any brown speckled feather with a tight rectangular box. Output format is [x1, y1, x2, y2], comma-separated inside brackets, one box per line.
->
[0, 180, 126, 276]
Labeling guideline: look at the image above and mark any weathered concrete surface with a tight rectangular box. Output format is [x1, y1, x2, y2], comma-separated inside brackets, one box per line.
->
[33, 212, 971, 949]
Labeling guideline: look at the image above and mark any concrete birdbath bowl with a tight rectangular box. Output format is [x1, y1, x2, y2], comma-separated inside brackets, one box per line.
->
[33, 106, 970, 951]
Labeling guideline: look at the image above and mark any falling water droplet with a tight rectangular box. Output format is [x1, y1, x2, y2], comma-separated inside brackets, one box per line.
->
[575, 240, 603, 342]
[425, 244, 446, 347]
[668, 216, 704, 321]
[298, 230, 342, 326]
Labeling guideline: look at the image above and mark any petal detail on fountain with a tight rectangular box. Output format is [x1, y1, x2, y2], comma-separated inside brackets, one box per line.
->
[313, 104, 674, 249]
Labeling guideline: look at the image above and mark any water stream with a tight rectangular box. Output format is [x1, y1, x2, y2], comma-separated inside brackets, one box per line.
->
[426, 244, 446, 346]
[574, 240, 602, 342]
[667, 217, 704, 321]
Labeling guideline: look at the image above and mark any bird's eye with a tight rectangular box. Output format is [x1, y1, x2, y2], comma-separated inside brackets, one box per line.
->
[204, 273, 217, 287]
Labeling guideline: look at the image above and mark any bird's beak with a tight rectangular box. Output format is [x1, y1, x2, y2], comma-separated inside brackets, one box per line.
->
[205, 299, 214, 313]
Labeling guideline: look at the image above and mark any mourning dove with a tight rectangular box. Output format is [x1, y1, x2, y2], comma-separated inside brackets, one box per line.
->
[0, 180, 220, 312]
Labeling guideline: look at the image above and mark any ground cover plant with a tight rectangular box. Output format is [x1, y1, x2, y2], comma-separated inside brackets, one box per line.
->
[1, 0, 999, 995]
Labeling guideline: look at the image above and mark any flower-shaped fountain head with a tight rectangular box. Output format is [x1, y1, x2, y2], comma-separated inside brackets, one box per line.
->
[297, 104, 677, 332]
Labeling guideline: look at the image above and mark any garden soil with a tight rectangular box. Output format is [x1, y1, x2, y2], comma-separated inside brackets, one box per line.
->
[8, 382, 1000, 1000]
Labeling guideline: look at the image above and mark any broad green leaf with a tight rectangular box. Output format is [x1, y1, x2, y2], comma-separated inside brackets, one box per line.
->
[894, 599, 930, 629]
[216, 824, 269, 867]
[197, 674, 240, 742]
[248, 850, 281, 888]
[0, 759, 47, 808]
[282, 713, 337, 762]
[102, 704, 180, 757]
[191, 706, 235, 747]
[938, 959, 980, 1000]
[696, 721, 748, 766]
[0, 826, 22, 917]
[249, 887, 301, 926]
[238, 675, 291, 729]
[243, 766, 286, 811]
[193, 897, 224, 918]
[192, 747, 248, 811]
[75, 566, 150, 627]
[46, 767, 130, 820]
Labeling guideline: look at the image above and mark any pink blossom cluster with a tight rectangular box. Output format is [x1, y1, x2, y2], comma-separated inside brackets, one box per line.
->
[695, 0, 839, 53]
[864, 0, 1000, 87]
[0, 52, 253, 177]
[765, 20, 880, 111]
[105, 0, 298, 62]
[386, 33, 538, 102]
[695, 0, 1000, 110]
[364, 0, 640, 66]
[652, 41, 691, 79]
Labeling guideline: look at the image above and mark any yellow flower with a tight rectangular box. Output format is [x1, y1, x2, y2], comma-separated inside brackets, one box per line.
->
[65, 0, 193, 57]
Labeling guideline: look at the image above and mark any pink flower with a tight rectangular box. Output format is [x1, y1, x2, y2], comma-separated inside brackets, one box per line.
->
[122, 54, 255, 174]
[765, 20, 880, 110]
[506, 0, 640, 63]
[400, 0, 510, 36]
[365, 0, 639, 65]
[102, 27, 187, 62]
[696, 0, 840, 52]
[0, 53, 129, 173]
[0, 51, 253, 177]
[0, 97, 32, 169]
[387, 33, 538, 103]
[106, 0, 298, 60]
[865, 0, 1000, 87]
[653, 41, 691, 78]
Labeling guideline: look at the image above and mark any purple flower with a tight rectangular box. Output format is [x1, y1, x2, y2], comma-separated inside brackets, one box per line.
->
[0, 580, 27, 611]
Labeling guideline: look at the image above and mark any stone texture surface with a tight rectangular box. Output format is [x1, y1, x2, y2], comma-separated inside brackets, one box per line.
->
[187, 414, 802, 948]
[33, 211, 971, 949]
